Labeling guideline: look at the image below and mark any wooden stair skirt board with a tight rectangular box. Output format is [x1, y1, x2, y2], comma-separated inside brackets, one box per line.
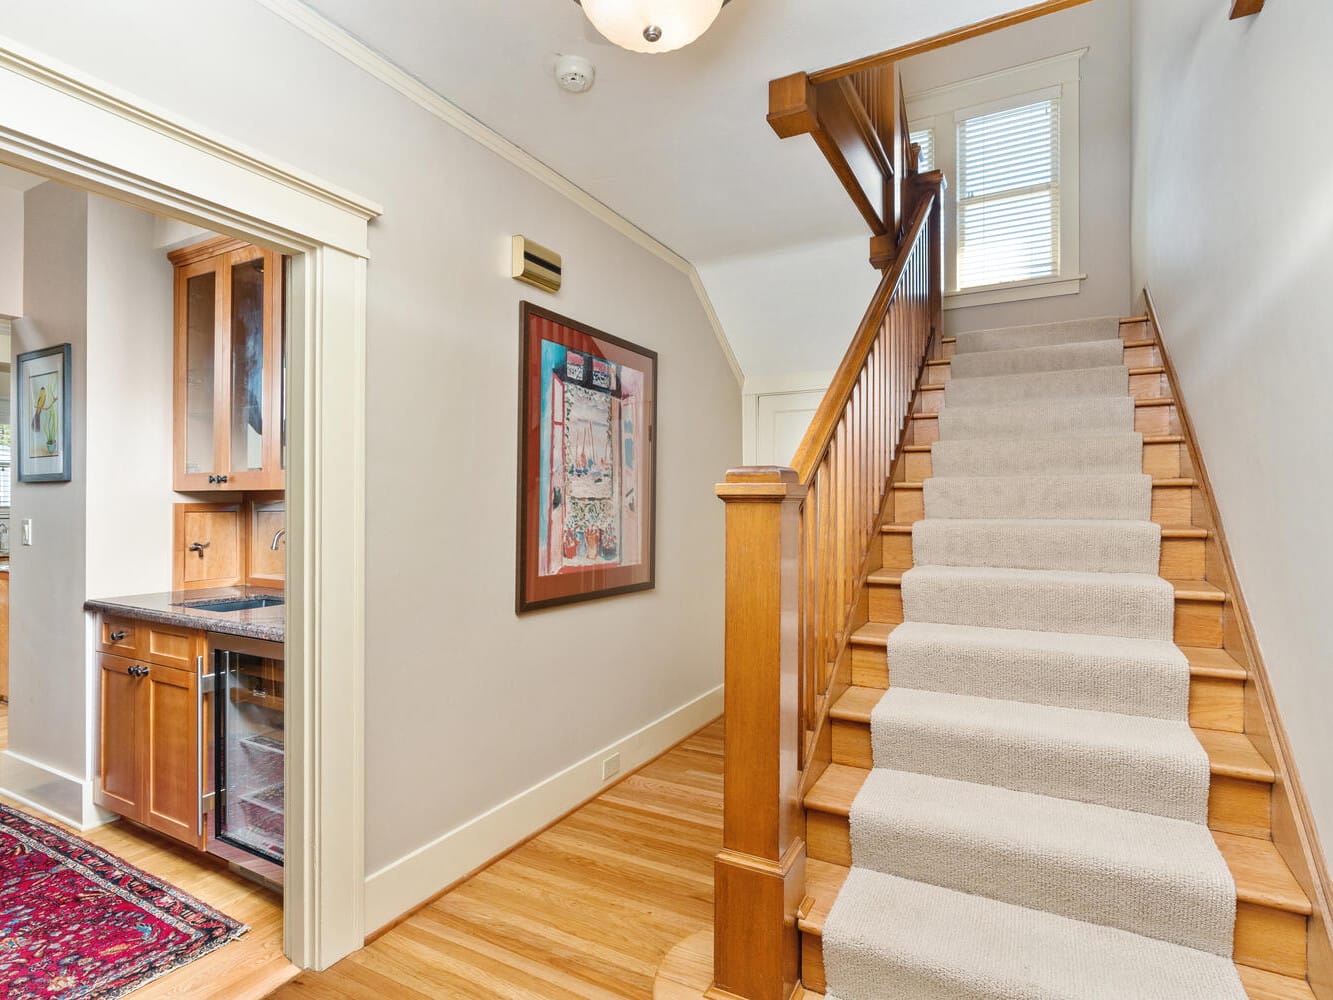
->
[864, 570, 1227, 648]
[797, 857, 1316, 997]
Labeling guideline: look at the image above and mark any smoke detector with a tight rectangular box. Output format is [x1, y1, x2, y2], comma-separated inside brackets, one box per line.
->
[555, 54, 596, 94]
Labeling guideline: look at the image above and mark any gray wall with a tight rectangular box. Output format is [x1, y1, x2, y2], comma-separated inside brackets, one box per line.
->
[0, 0, 740, 886]
[1131, 0, 1333, 856]
[901, 0, 1134, 334]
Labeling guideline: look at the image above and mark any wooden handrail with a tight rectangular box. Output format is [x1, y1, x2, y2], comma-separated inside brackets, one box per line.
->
[791, 186, 937, 483]
[711, 177, 944, 1000]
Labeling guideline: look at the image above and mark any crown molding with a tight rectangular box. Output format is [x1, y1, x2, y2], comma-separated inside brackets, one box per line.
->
[253, 0, 744, 385]
[0, 36, 381, 225]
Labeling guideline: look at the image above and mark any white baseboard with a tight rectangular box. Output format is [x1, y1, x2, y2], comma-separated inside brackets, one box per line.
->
[0, 749, 90, 828]
[363, 684, 724, 933]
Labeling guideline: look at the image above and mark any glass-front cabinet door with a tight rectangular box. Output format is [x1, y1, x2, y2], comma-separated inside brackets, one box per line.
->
[171, 238, 285, 492]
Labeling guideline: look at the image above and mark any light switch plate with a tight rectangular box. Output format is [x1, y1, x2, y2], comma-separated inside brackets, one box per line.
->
[21, 519, 32, 546]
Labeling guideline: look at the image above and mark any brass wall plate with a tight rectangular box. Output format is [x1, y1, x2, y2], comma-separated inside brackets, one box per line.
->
[511, 235, 562, 293]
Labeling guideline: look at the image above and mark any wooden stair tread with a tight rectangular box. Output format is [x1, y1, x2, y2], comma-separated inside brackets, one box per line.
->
[849, 623, 1243, 679]
[812, 720, 1272, 796]
[1215, 832, 1312, 914]
[892, 477, 1196, 490]
[798, 859, 1313, 998]
[865, 568, 1224, 604]
[880, 522, 1207, 539]
[1197, 729, 1276, 783]
[1239, 966, 1318, 999]
[912, 396, 1173, 418]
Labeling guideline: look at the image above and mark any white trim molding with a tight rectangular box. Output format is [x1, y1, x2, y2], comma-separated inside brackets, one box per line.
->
[363, 684, 724, 933]
[252, 0, 745, 386]
[0, 750, 87, 829]
[0, 34, 374, 971]
[908, 48, 1086, 312]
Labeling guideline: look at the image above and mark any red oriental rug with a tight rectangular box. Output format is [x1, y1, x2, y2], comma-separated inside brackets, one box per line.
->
[0, 803, 246, 999]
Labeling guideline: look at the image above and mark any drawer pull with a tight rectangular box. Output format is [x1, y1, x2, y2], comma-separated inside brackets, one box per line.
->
[188, 541, 210, 554]
[129, 665, 151, 678]
[109, 630, 127, 642]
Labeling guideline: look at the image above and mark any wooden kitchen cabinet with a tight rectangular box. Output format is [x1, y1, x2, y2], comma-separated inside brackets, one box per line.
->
[95, 624, 207, 850]
[169, 236, 285, 493]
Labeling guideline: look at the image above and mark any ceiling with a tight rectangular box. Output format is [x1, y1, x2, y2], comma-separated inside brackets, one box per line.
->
[300, 0, 1034, 266]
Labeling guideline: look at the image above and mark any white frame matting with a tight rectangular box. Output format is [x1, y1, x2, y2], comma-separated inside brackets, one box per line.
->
[0, 34, 378, 970]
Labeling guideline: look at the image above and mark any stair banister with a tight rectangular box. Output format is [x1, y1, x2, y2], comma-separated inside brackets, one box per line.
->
[712, 178, 943, 1000]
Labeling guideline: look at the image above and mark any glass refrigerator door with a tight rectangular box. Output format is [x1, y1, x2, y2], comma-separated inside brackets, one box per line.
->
[215, 647, 285, 865]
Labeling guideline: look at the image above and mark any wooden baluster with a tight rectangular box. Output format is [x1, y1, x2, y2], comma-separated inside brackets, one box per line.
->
[714, 468, 808, 1000]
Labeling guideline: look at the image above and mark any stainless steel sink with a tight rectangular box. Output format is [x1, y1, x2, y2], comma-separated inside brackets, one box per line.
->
[181, 596, 284, 613]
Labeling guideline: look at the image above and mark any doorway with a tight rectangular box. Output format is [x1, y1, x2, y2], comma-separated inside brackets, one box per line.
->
[0, 40, 376, 974]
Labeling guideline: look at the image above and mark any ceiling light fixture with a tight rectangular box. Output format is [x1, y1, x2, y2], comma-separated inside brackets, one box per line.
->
[574, 0, 730, 54]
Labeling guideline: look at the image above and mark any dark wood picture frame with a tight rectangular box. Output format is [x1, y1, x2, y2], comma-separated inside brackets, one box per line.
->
[517, 303, 658, 613]
[16, 342, 73, 483]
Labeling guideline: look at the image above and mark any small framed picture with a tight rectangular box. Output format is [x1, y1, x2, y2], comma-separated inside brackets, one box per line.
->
[17, 343, 72, 483]
[517, 303, 657, 613]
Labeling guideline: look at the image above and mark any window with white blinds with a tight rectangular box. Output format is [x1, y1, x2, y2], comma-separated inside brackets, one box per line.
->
[909, 127, 935, 173]
[904, 49, 1084, 309]
[956, 97, 1061, 289]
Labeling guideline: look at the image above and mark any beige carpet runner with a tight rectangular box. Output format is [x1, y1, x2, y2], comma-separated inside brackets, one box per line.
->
[823, 316, 1247, 999]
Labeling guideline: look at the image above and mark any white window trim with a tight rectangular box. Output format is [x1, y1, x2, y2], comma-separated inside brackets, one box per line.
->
[908, 49, 1086, 311]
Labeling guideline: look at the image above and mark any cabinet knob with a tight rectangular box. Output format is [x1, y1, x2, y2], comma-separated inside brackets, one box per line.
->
[109, 630, 126, 642]
[208, 475, 216, 484]
[218, 474, 229, 484]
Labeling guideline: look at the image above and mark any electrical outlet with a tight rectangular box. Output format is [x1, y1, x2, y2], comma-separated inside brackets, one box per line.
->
[601, 752, 621, 782]
[21, 519, 32, 546]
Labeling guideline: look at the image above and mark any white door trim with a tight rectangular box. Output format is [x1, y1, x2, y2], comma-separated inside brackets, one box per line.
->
[0, 33, 376, 971]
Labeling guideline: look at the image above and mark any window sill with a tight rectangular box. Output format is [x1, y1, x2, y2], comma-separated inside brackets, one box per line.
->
[943, 273, 1086, 311]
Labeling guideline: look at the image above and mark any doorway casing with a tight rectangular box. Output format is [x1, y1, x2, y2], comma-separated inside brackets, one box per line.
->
[0, 34, 378, 970]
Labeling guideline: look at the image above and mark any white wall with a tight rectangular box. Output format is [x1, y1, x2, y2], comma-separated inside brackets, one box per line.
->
[85, 196, 176, 598]
[1131, 0, 1333, 856]
[699, 234, 881, 379]
[0, 0, 739, 917]
[0, 187, 21, 317]
[900, 0, 1133, 334]
[8, 182, 89, 780]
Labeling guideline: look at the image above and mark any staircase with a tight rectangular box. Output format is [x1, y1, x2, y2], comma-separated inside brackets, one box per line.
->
[792, 316, 1315, 999]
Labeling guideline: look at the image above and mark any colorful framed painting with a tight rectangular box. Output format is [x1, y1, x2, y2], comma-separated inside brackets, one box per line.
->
[517, 303, 657, 613]
[16, 343, 72, 483]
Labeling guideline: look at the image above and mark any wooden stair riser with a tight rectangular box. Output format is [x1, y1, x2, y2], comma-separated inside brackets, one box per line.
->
[914, 371, 1171, 414]
[846, 645, 1244, 734]
[907, 403, 1178, 445]
[891, 480, 1194, 527]
[922, 342, 1161, 387]
[865, 574, 1224, 647]
[903, 440, 1183, 480]
[881, 525, 1206, 579]
[826, 719, 1269, 837]
[803, 805, 1298, 976]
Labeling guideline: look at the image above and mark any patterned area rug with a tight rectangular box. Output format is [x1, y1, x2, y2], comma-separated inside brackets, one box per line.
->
[0, 803, 247, 999]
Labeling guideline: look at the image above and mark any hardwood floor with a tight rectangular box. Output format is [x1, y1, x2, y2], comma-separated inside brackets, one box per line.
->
[0, 700, 298, 999]
[269, 720, 725, 1000]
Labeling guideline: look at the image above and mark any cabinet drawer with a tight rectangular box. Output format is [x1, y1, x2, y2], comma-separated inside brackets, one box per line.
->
[99, 618, 141, 658]
[143, 623, 204, 673]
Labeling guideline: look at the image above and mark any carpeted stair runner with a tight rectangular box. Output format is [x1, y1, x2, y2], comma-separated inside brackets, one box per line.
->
[824, 316, 1246, 999]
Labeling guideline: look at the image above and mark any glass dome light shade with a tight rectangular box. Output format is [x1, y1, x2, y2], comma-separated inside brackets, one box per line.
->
[581, 0, 724, 54]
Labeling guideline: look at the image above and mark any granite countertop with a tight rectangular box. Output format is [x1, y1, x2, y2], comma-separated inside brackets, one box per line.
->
[84, 586, 285, 643]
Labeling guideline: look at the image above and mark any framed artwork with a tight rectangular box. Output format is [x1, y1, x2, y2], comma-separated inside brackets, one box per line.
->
[16, 343, 72, 483]
[517, 303, 657, 613]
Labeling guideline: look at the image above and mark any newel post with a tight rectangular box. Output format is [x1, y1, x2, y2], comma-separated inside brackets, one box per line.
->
[711, 468, 808, 1000]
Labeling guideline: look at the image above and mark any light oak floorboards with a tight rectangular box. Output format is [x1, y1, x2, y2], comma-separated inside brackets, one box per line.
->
[268, 721, 725, 1000]
[0, 701, 296, 999]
